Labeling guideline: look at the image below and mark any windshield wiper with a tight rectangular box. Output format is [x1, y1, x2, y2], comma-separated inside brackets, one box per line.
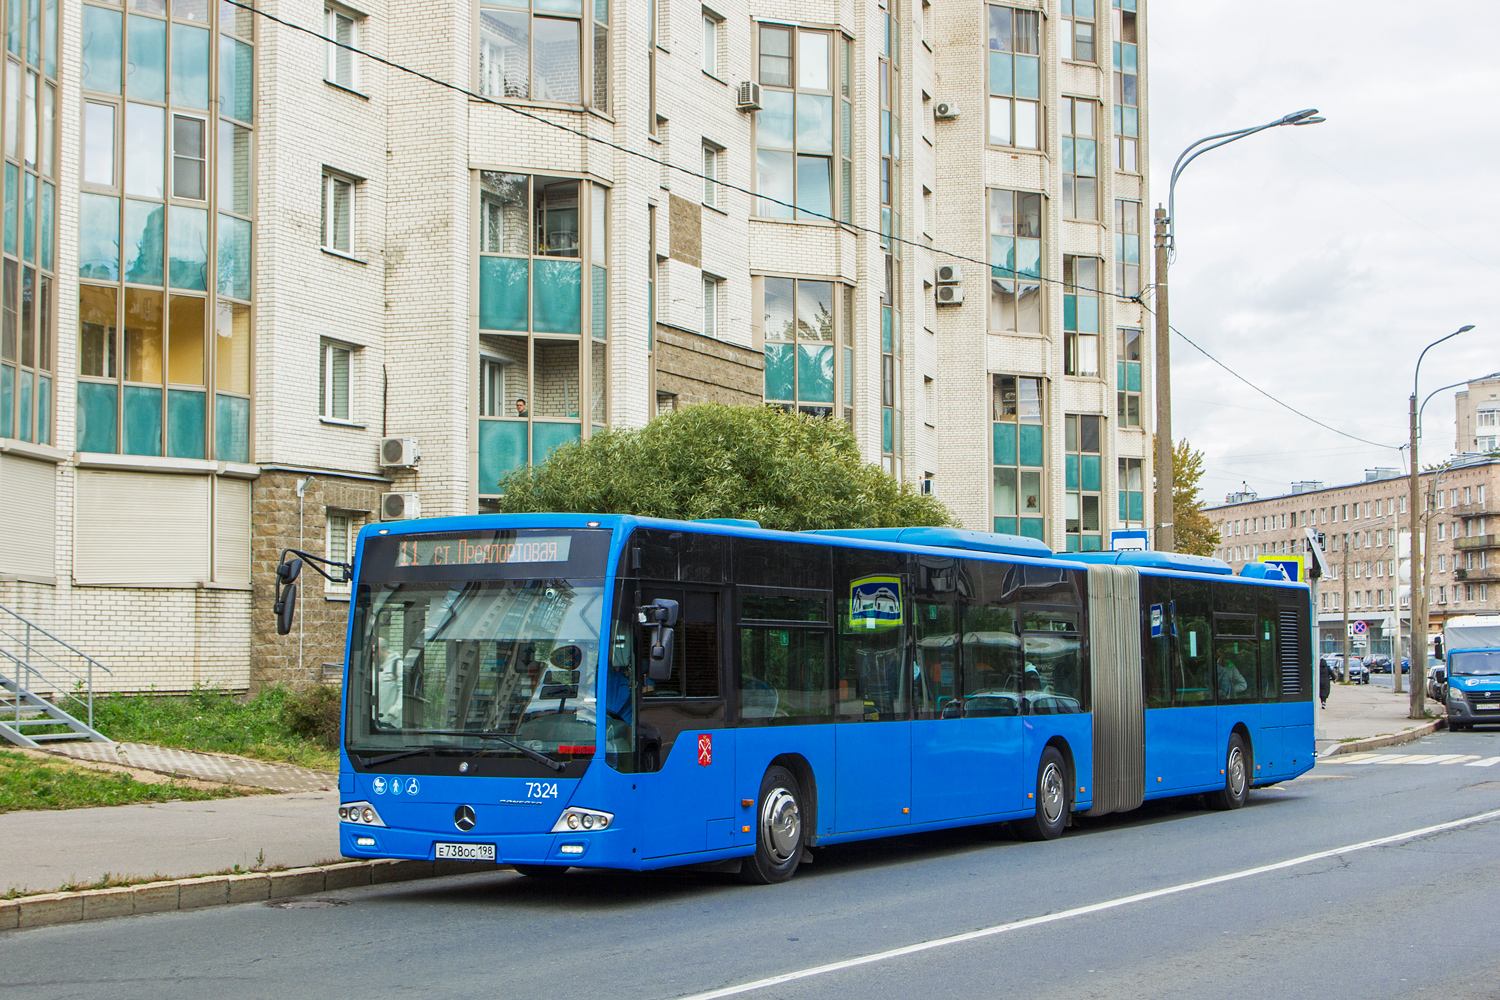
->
[421, 730, 567, 773]
[358, 746, 436, 768]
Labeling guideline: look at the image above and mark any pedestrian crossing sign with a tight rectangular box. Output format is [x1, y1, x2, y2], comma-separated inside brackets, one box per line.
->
[1258, 555, 1304, 582]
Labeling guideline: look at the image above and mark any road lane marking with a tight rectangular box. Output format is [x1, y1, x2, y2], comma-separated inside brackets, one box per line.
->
[1345, 754, 1405, 764]
[1403, 755, 1463, 765]
[1330, 753, 1379, 762]
[668, 807, 1500, 1000]
[1440, 756, 1481, 765]
[1466, 757, 1500, 767]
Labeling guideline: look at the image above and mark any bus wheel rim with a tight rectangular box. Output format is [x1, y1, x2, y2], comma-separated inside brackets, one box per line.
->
[1040, 762, 1064, 825]
[762, 788, 801, 863]
[1228, 746, 1247, 797]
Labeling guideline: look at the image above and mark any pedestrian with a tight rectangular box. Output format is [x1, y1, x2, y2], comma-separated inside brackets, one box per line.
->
[1319, 657, 1334, 709]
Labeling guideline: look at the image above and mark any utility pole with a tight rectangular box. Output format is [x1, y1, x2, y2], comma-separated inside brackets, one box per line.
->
[1413, 489, 1435, 719]
[1341, 533, 1351, 683]
[1394, 489, 1405, 694]
[1153, 207, 1174, 553]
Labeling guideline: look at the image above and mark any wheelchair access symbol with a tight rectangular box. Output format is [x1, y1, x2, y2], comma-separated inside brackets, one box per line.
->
[697, 734, 712, 767]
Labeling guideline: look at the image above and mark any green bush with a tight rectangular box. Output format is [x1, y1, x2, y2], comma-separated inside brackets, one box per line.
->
[494, 403, 955, 531]
[279, 685, 343, 750]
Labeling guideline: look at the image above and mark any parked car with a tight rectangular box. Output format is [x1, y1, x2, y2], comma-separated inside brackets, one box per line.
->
[1366, 655, 1394, 674]
[1426, 657, 1449, 701]
[1321, 654, 1367, 683]
[1346, 658, 1370, 684]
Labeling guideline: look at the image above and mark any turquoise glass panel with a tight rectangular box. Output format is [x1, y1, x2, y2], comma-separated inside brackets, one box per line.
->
[994, 517, 1017, 535]
[0, 363, 10, 437]
[77, 381, 116, 452]
[1082, 535, 1102, 552]
[1127, 362, 1141, 392]
[479, 257, 528, 331]
[1125, 236, 1139, 264]
[882, 407, 893, 453]
[1117, 361, 1126, 387]
[842, 347, 852, 406]
[3, 163, 15, 255]
[988, 52, 1011, 97]
[5, 0, 17, 54]
[533, 422, 581, 465]
[36, 373, 48, 444]
[1119, 492, 1128, 521]
[215, 393, 249, 463]
[1123, 106, 1138, 136]
[881, 109, 890, 157]
[16, 368, 29, 441]
[594, 0, 606, 18]
[1018, 423, 1043, 467]
[797, 344, 833, 403]
[795, 155, 831, 221]
[1112, 41, 1121, 71]
[219, 36, 253, 122]
[1019, 517, 1044, 541]
[1016, 238, 1041, 279]
[81, 7, 121, 94]
[39, 181, 51, 271]
[26, 0, 37, 62]
[126, 15, 166, 102]
[78, 192, 119, 280]
[1076, 139, 1097, 177]
[1063, 294, 1077, 332]
[1061, 136, 1074, 173]
[591, 264, 606, 340]
[1078, 295, 1099, 333]
[1082, 454, 1101, 491]
[534, 0, 582, 13]
[757, 90, 793, 149]
[123, 199, 164, 285]
[1129, 491, 1144, 522]
[992, 422, 1017, 465]
[881, 306, 891, 352]
[216, 213, 251, 299]
[172, 24, 211, 109]
[21, 173, 33, 262]
[44, 0, 54, 76]
[1066, 536, 1080, 553]
[166, 388, 205, 459]
[532, 258, 581, 334]
[891, 307, 901, 352]
[169, 206, 209, 290]
[990, 236, 1015, 278]
[478, 419, 527, 492]
[1014, 55, 1039, 99]
[1065, 454, 1078, 490]
[763, 343, 794, 400]
[797, 94, 834, 153]
[1113, 104, 1122, 133]
[1123, 43, 1137, 73]
[122, 385, 162, 456]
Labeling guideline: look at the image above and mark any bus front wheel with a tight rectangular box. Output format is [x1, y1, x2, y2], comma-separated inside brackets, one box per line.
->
[740, 766, 804, 884]
[1016, 747, 1069, 841]
[1208, 734, 1251, 810]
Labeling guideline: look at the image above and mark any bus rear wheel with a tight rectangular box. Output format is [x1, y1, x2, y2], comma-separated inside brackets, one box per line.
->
[1208, 734, 1251, 810]
[740, 766, 804, 884]
[1016, 747, 1069, 841]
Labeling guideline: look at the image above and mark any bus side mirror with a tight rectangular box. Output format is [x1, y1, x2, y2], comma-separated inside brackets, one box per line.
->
[277, 558, 303, 585]
[648, 628, 675, 682]
[274, 583, 297, 636]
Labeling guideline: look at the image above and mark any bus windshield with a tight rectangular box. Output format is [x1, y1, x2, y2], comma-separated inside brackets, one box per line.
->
[345, 529, 610, 760]
[1448, 650, 1500, 677]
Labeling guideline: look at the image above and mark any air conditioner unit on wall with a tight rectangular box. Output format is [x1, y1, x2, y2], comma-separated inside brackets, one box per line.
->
[381, 492, 421, 521]
[737, 81, 762, 111]
[935, 285, 964, 306]
[934, 101, 959, 120]
[936, 263, 962, 284]
[379, 437, 420, 468]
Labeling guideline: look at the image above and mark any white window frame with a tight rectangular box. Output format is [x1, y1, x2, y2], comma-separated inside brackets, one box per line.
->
[320, 339, 355, 422]
[322, 171, 356, 255]
[325, 510, 357, 598]
[325, 7, 362, 91]
[702, 141, 722, 208]
[702, 273, 722, 338]
[702, 9, 723, 77]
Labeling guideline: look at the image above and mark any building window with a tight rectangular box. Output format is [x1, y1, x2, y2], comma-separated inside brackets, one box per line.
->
[1060, 0, 1095, 61]
[1117, 327, 1141, 426]
[478, 0, 605, 109]
[476, 172, 608, 494]
[1060, 98, 1097, 219]
[986, 5, 1040, 150]
[702, 9, 721, 77]
[923, 374, 935, 426]
[702, 272, 720, 338]
[702, 141, 721, 208]
[75, 0, 253, 461]
[1112, 1, 1139, 172]
[321, 171, 354, 254]
[988, 188, 1042, 333]
[1114, 199, 1140, 296]
[1064, 414, 1102, 551]
[1119, 456, 1144, 528]
[992, 374, 1044, 539]
[1062, 256, 1100, 376]
[754, 23, 844, 221]
[324, 7, 360, 90]
[759, 276, 851, 420]
[319, 339, 351, 420]
[325, 510, 356, 597]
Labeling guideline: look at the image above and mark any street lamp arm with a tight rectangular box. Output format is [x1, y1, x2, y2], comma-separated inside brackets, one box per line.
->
[1413, 325, 1477, 397]
[1419, 371, 1500, 436]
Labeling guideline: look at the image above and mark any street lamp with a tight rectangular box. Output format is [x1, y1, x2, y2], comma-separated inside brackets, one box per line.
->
[1152, 109, 1325, 552]
[1407, 325, 1477, 715]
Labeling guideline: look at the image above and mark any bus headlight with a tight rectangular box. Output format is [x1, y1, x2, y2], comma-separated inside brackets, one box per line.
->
[552, 807, 613, 833]
[340, 800, 387, 827]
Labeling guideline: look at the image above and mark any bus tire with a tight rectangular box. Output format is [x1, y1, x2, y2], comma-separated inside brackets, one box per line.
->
[1016, 747, 1069, 842]
[739, 766, 804, 884]
[1208, 734, 1251, 811]
[512, 865, 569, 878]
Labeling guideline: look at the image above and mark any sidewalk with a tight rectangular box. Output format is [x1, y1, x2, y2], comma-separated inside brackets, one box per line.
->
[1317, 679, 1444, 754]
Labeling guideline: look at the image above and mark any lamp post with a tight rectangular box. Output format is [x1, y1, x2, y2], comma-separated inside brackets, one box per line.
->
[1153, 109, 1325, 552]
[1407, 325, 1477, 717]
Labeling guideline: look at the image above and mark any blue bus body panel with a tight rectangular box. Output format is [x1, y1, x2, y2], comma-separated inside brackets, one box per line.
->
[837, 721, 912, 833]
[638, 731, 738, 859]
[1143, 707, 1215, 795]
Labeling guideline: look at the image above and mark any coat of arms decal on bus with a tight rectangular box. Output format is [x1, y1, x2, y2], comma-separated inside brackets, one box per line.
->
[850, 576, 903, 631]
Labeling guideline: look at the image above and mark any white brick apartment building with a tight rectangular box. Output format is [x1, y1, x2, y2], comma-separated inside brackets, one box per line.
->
[0, 0, 1156, 691]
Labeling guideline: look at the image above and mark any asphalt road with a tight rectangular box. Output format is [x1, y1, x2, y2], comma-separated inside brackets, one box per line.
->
[8, 730, 1500, 1000]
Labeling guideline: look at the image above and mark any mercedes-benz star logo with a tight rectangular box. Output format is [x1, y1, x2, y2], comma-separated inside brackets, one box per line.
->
[453, 805, 476, 832]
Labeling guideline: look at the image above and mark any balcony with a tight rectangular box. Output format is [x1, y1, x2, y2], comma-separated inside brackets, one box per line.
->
[1451, 502, 1500, 518]
[1455, 534, 1500, 550]
[1454, 567, 1500, 584]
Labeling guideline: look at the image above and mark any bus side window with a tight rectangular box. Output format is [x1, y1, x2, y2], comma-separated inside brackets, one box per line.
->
[911, 557, 961, 719]
[1172, 580, 1212, 704]
[1141, 576, 1172, 709]
[835, 548, 911, 723]
[961, 558, 1022, 717]
[738, 625, 833, 724]
[1258, 594, 1280, 700]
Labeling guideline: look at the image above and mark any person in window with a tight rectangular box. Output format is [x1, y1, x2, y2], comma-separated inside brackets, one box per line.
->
[515, 397, 529, 417]
[374, 634, 405, 729]
[1217, 652, 1249, 700]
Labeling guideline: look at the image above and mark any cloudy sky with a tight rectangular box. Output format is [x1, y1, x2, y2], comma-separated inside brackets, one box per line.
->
[1148, 0, 1499, 505]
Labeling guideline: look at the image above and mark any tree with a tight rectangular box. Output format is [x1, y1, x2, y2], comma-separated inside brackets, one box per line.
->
[1173, 439, 1221, 556]
[494, 403, 955, 531]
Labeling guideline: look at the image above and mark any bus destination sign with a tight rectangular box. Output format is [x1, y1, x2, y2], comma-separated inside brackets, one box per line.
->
[395, 533, 573, 568]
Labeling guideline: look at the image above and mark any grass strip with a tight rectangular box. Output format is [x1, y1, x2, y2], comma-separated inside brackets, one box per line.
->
[0, 750, 259, 815]
[1, 855, 349, 900]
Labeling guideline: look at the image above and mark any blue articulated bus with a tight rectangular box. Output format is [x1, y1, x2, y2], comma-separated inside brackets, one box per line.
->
[283, 514, 1313, 884]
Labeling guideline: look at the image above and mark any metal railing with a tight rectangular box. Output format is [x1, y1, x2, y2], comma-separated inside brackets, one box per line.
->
[0, 604, 113, 732]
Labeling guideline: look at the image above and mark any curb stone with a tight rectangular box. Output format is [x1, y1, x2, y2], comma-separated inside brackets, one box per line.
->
[1320, 718, 1446, 757]
[0, 858, 500, 933]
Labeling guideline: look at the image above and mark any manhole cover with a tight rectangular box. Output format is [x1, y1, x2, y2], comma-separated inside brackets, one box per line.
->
[265, 898, 350, 909]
